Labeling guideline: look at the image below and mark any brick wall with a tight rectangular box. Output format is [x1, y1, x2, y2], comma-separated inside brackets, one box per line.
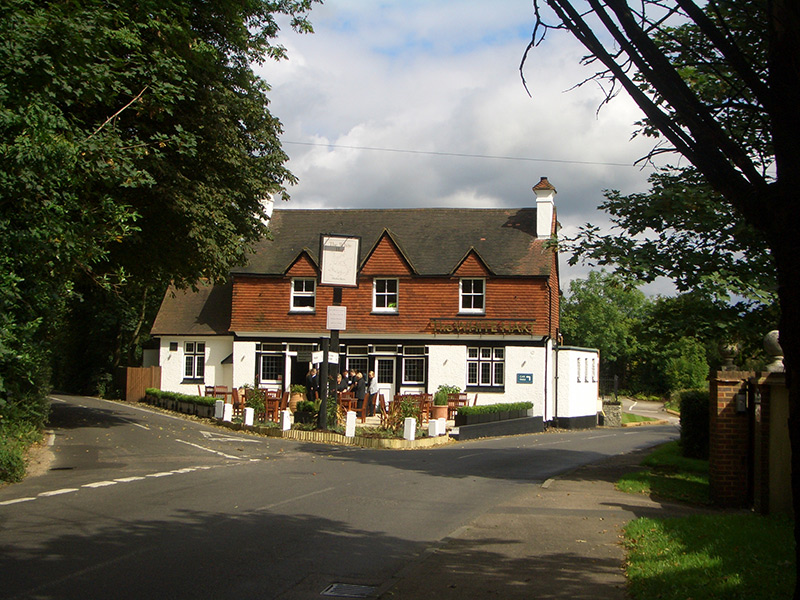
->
[230, 235, 557, 336]
[709, 371, 752, 507]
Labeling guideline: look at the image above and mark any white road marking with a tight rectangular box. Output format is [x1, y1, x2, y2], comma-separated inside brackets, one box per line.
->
[0, 465, 225, 508]
[200, 430, 261, 443]
[175, 438, 242, 460]
[38, 488, 79, 497]
[257, 487, 335, 511]
[0, 497, 36, 506]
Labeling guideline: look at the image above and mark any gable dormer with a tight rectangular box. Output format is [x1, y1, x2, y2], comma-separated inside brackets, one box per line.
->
[452, 248, 492, 277]
[360, 230, 416, 276]
[285, 250, 319, 277]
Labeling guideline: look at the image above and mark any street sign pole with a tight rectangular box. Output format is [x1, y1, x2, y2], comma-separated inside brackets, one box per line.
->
[318, 234, 359, 431]
[319, 287, 343, 430]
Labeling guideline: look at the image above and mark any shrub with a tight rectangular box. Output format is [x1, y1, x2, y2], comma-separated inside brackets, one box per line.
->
[662, 337, 709, 392]
[679, 389, 709, 459]
[456, 401, 533, 416]
[0, 396, 48, 483]
[144, 388, 215, 406]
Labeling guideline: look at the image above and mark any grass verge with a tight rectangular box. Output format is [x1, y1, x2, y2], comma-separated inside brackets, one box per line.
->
[616, 441, 710, 504]
[621, 412, 657, 424]
[620, 441, 795, 600]
[624, 514, 794, 600]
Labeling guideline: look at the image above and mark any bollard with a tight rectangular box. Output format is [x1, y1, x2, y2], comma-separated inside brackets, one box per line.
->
[345, 411, 356, 437]
[280, 409, 292, 431]
[428, 419, 441, 437]
[222, 402, 233, 422]
[437, 417, 447, 435]
[403, 417, 416, 441]
[214, 399, 225, 419]
[243, 407, 254, 426]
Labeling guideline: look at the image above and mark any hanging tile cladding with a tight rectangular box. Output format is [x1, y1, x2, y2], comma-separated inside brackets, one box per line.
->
[231, 275, 553, 336]
[230, 224, 557, 336]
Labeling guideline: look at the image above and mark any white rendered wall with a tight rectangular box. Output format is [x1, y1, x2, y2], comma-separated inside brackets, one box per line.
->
[556, 348, 600, 419]
[427, 343, 548, 417]
[158, 336, 234, 395]
[427, 345, 468, 392]
[232, 340, 258, 390]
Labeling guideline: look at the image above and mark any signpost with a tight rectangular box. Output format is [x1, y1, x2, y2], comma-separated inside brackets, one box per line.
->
[317, 234, 360, 429]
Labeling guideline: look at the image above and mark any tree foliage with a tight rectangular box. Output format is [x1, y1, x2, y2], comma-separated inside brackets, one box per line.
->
[524, 0, 800, 592]
[0, 1, 317, 405]
[563, 166, 776, 306]
[560, 271, 648, 383]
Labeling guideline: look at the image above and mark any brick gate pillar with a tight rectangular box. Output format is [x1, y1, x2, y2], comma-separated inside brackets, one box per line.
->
[709, 370, 753, 507]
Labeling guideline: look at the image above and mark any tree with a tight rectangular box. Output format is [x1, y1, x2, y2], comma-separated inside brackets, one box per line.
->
[564, 166, 776, 307]
[523, 0, 800, 592]
[0, 2, 317, 406]
[560, 270, 649, 386]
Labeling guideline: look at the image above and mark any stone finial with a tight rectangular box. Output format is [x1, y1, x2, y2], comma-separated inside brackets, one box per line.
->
[719, 341, 739, 371]
[764, 330, 784, 373]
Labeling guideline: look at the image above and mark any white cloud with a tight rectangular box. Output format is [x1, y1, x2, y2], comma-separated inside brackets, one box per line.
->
[258, 1, 671, 288]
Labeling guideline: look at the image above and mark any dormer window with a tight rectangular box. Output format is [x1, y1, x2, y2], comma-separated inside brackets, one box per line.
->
[373, 278, 398, 313]
[459, 278, 485, 314]
[290, 278, 315, 312]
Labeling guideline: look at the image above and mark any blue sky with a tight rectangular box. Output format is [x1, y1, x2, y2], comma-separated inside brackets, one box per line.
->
[255, 1, 672, 291]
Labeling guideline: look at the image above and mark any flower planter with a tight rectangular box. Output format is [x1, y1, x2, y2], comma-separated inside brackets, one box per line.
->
[289, 393, 303, 413]
[432, 404, 448, 421]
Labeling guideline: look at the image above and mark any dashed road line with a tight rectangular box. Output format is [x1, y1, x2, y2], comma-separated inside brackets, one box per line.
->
[0, 497, 36, 506]
[38, 488, 79, 497]
[0, 465, 226, 508]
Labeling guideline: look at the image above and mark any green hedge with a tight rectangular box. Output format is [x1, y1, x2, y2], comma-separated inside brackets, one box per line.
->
[144, 388, 216, 407]
[457, 401, 533, 417]
[679, 389, 709, 459]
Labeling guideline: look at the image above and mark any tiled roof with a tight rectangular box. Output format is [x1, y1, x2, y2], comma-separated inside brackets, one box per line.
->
[151, 279, 232, 335]
[234, 207, 554, 278]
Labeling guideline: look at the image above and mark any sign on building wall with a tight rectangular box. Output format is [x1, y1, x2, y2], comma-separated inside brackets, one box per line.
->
[517, 373, 533, 384]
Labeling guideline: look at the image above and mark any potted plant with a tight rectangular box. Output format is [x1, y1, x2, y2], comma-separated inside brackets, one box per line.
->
[289, 384, 306, 412]
[432, 384, 459, 421]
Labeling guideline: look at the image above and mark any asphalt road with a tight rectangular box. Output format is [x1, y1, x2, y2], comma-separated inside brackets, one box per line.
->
[0, 395, 678, 599]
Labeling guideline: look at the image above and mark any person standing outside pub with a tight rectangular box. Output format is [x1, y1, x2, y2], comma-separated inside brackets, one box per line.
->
[305, 367, 318, 403]
[367, 370, 379, 416]
[353, 371, 366, 410]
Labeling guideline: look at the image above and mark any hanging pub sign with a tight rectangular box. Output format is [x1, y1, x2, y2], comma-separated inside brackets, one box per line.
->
[319, 234, 361, 287]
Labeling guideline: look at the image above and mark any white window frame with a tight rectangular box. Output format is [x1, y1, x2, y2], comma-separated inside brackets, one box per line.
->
[290, 278, 316, 312]
[373, 278, 399, 313]
[467, 346, 504, 388]
[184, 341, 205, 380]
[259, 354, 283, 384]
[401, 346, 427, 385]
[459, 278, 485, 314]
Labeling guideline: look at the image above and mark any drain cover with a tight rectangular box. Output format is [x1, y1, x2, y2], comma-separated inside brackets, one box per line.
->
[321, 583, 377, 598]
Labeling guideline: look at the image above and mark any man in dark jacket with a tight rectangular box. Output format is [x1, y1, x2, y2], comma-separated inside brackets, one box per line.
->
[353, 371, 366, 409]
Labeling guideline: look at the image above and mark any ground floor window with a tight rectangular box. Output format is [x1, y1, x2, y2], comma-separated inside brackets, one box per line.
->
[184, 341, 205, 380]
[260, 354, 284, 384]
[402, 346, 427, 385]
[467, 346, 504, 388]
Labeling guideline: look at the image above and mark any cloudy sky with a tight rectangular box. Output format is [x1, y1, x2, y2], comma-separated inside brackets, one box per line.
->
[255, 1, 670, 290]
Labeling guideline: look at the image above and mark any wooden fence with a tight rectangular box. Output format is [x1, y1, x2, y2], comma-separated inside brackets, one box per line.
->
[118, 366, 162, 402]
